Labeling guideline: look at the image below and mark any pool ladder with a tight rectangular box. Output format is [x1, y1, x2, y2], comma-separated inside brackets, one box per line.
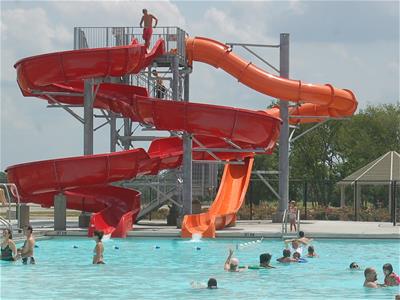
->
[281, 209, 300, 239]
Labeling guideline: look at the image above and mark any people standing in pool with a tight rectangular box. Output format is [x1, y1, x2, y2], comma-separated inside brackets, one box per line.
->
[349, 262, 360, 270]
[307, 246, 318, 258]
[224, 248, 246, 272]
[284, 239, 303, 255]
[383, 263, 400, 286]
[18, 225, 35, 264]
[288, 200, 297, 232]
[277, 249, 298, 263]
[259, 253, 275, 269]
[1, 229, 17, 261]
[93, 230, 105, 264]
[297, 231, 313, 245]
[363, 267, 385, 288]
[191, 278, 218, 289]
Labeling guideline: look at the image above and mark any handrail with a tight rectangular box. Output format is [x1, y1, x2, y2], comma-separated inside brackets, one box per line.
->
[281, 208, 301, 237]
[296, 209, 301, 234]
[281, 209, 288, 235]
[0, 183, 21, 229]
[0, 216, 12, 230]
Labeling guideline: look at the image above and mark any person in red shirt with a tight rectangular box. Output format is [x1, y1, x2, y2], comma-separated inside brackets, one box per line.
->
[140, 9, 158, 49]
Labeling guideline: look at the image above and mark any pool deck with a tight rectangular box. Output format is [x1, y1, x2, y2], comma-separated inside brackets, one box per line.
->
[15, 218, 400, 239]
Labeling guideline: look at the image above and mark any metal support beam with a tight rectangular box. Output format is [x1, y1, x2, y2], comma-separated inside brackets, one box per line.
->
[54, 193, 66, 231]
[110, 112, 117, 152]
[123, 119, 131, 150]
[193, 148, 266, 153]
[182, 71, 192, 217]
[83, 79, 94, 155]
[275, 33, 290, 223]
[46, 95, 84, 124]
[290, 120, 328, 143]
[242, 45, 280, 73]
[256, 172, 281, 200]
[226, 42, 280, 48]
[192, 160, 244, 165]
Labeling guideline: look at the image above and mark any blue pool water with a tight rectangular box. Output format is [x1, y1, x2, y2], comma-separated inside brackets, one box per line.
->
[1, 238, 399, 299]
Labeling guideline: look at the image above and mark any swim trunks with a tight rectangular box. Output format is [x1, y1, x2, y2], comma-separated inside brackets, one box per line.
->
[142, 27, 153, 48]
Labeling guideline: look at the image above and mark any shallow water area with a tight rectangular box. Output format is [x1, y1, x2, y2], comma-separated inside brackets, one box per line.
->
[1, 238, 399, 299]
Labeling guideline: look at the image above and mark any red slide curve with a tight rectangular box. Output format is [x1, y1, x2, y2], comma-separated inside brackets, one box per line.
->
[7, 36, 357, 238]
[6, 38, 280, 237]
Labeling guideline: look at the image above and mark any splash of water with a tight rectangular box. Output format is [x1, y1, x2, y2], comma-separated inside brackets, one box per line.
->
[191, 233, 202, 242]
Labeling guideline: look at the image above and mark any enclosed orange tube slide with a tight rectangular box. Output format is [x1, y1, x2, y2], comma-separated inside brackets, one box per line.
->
[185, 37, 358, 120]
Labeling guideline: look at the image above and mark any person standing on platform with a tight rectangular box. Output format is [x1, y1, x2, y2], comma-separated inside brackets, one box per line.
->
[140, 8, 158, 50]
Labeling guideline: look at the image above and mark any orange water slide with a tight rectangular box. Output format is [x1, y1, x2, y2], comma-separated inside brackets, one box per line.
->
[186, 37, 358, 121]
[182, 157, 254, 238]
[181, 36, 358, 238]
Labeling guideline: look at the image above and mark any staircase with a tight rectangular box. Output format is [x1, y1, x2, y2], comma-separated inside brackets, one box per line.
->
[136, 186, 179, 221]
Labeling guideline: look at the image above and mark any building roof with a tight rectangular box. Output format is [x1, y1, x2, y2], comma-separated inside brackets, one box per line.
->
[338, 151, 400, 185]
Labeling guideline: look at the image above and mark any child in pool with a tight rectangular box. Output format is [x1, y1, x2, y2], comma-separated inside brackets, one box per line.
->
[307, 245, 318, 258]
[383, 263, 400, 286]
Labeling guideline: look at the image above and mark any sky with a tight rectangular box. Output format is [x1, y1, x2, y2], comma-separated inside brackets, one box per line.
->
[1, 0, 399, 170]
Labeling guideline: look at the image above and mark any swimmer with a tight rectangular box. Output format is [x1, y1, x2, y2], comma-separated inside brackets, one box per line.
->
[1, 229, 17, 261]
[191, 278, 218, 289]
[307, 246, 318, 258]
[224, 249, 246, 272]
[259, 253, 275, 269]
[349, 262, 360, 270]
[383, 263, 400, 286]
[17, 226, 35, 264]
[363, 267, 385, 288]
[277, 249, 298, 263]
[207, 278, 217, 289]
[92, 230, 105, 264]
[284, 239, 303, 255]
[297, 231, 313, 245]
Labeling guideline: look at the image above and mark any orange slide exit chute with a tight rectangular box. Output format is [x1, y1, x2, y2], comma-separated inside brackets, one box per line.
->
[185, 37, 358, 120]
[181, 157, 254, 238]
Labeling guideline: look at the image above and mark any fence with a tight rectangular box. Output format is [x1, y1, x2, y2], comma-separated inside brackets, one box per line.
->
[241, 178, 399, 223]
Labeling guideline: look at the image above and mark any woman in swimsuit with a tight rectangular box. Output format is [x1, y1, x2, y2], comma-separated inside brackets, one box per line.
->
[92, 230, 105, 264]
[1, 229, 17, 261]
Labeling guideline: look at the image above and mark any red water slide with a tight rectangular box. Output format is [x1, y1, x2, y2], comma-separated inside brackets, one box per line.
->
[6, 38, 281, 237]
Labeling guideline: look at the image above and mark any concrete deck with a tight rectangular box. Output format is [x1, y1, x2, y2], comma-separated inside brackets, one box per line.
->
[10, 218, 400, 239]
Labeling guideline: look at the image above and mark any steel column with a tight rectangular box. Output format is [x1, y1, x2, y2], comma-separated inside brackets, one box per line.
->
[275, 33, 290, 222]
[110, 112, 117, 152]
[83, 79, 94, 155]
[182, 71, 192, 216]
[54, 193, 67, 231]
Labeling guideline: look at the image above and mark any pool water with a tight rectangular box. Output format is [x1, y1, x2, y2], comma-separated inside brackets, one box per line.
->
[1, 238, 399, 299]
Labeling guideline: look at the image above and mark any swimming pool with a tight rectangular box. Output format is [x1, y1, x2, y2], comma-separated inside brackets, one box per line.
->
[1, 238, 399, 299]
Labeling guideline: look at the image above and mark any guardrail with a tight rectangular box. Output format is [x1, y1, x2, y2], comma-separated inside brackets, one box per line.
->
[0, 183, 21, 230]
[74, 26, 188, 61]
